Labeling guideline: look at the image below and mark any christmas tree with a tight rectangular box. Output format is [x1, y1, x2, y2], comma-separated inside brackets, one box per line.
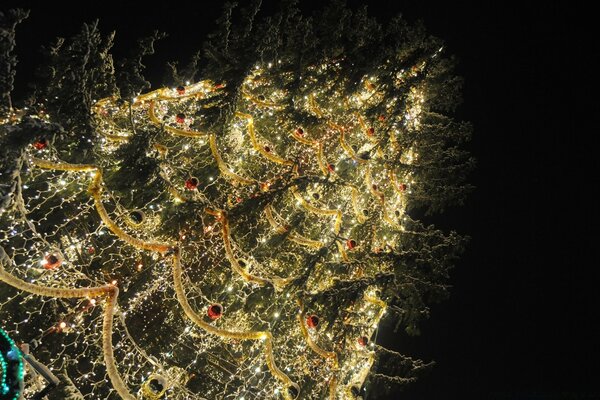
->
[0, 2, 472, 399]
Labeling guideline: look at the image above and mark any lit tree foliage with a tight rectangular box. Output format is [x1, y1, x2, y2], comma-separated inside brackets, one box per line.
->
[0, 2, 472, 399]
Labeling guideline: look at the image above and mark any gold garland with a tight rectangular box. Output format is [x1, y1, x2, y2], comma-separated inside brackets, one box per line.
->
[235, 112, 293, 166]
[170, 248, 296, 395]
[32, 158, 175, 254]
[40, 76, 405, 399]
[208, 135, 256, 185]
[241, 88, 284, 109]
[92, 97, 132, 143]
[331, 121, 367, 165]
[290, 187, 342, 234]
[0, 264, 134, 400]
[148, 101, 208, 138]
[364, 165, 402, 228]
[350, 186, 367, 224]
[27, 157, 297, 396]
[289, 129, 319, 147]
[355, 113, 378, 144]
[317, 142, 333, 176]
[206, 208, 295, 289]
[264, 205, 325, 249]
[296, 303, 338, 367]
[92, 80, 221, 143]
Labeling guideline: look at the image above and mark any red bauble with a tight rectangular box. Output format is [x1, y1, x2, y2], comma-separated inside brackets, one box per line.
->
[372, 184, 378, 191]
[213, 83, 225, 90]
[367, 127, 375, 136]
[175, 113, 186, 124]
[207, 303, 223, 320]
[44, 254, 61, 270]
[176, 86, 186, 95]
[358, 336, 369, 346]
[33, 138, 48, 150]
[185, 177, 199, 190]
[398, 183, 407, 192]
[306, 315, 320, 328]
[264, 146, 271, 153]
[327, 163, 335, 173]
[378, 115, 386, 122]
[295, 128, 304, 136]
[346, 239, 357, 250]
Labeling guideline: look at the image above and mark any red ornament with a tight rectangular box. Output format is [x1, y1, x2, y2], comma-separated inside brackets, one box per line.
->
[306, 315, 320, 328]
[176, 86, 186, 95]
[207, 303, 223, 320]
[175, 113, 186, 124]
[367, 127, 375, 136]
[398, 183, 407, 192]
[264, 145, 271, 153]
[327, 163, 335, 173]
[295, 128, 304, 136]
[185, 177, 199, 190]
[44, 254, 61, 270]
[236, 197, 242, 203]
[358, 336, 369, 346]
[372, 184, 378, 191]
[378, 115, 386, 122]
[213, 83, 225, 90]
[346, 239, 357, 250]
[33, 138, 48, 150]
[87, 246, 95, 255]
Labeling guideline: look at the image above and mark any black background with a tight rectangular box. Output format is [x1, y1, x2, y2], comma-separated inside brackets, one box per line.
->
[3, 1, 596, 399]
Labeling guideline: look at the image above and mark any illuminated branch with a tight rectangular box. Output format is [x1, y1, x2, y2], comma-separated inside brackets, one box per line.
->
[208, 135, 256, 185]
[241, 88, 283, 109]
[264, 204, 325, 249]
[236, 112, 293, 166]
[296, 304, 338, 367]
[170, 248, 296, 394]
[148, 101, 208, 138]
[332, 121, 367, 165]
[290, 186, 342, 234]
[31, 158, 175, 254]
[207, 208, 295, 288]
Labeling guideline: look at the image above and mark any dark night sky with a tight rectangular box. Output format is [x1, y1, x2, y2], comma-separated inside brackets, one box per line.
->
[3, 1, 596, 399]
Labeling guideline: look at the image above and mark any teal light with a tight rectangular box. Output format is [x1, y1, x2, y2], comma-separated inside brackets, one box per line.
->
[0, 328, 24, 400]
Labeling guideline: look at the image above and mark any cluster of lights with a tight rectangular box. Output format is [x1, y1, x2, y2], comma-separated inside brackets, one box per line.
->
[0, 50, 437, 399]
[0, 328, 24, 400]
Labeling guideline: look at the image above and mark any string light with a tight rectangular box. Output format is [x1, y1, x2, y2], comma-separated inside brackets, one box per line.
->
[0, 10, 467, 399]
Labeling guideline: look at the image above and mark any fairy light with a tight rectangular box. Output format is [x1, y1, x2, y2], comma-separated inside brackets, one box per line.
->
[0, 13, 466, 400]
